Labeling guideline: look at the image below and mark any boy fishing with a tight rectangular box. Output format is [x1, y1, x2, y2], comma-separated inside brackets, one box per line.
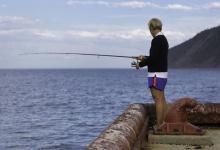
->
[132, 18, 169, 127]
[23, 18, 169, 128]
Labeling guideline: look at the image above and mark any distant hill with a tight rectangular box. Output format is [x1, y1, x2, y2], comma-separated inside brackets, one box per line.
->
[168, 25, 220, 68]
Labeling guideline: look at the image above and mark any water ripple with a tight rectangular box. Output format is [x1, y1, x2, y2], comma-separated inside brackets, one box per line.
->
[0, 69, 219, 150]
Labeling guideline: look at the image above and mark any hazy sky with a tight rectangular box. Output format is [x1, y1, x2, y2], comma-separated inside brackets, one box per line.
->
[0, 0, 220, 68]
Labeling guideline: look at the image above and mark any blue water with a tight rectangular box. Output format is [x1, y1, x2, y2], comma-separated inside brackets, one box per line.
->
[0, 69, 219, 150]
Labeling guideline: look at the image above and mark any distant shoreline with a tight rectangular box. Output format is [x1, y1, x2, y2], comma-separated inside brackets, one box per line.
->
[0, 68, 220, 70]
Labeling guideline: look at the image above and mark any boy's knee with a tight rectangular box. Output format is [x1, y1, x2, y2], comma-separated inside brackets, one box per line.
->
[150, 88, 165, 101]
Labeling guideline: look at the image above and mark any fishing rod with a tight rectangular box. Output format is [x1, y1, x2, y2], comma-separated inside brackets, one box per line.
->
[20, 52, 140, 60]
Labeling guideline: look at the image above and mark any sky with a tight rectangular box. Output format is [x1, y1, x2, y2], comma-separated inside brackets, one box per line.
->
[0, 0, 220, 68]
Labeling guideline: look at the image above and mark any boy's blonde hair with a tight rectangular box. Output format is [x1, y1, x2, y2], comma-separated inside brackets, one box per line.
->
[148, 18, 162, 31]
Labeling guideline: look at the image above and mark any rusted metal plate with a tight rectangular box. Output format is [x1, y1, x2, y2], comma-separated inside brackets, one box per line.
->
[154, 98, 205, 135]
[154, 122, 205, 135]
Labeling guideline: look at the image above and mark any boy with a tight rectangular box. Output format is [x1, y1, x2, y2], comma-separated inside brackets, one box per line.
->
[132, 18, 169, 127]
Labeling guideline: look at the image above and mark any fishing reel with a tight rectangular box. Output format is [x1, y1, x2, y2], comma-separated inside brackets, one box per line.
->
[131, 55, 148, 69]
[131, 60, 140, 69]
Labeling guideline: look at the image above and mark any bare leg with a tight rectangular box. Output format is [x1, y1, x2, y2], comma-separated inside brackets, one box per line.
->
[150, 88, 167, 126]
[161, 91, 167, 121]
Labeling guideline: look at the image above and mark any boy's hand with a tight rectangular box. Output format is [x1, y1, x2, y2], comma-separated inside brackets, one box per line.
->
[131, 61, 140, 69]
[133, 55, 146, 61]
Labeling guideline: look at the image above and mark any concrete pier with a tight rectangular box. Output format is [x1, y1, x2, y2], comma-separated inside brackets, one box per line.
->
[86, 103, 220, 150]
[148, 130, 213, 146]
[145, 129, 220, 150]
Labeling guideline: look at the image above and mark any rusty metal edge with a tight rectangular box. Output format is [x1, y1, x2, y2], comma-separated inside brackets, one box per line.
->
[86, 103, 149, 150]
[144, 103, 220, 126]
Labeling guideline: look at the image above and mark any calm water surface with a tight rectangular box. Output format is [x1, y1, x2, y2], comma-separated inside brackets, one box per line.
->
[0, 69, 219, 150]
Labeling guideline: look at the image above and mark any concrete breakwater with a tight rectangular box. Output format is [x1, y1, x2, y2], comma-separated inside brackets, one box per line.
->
[86, 103, 220, 150]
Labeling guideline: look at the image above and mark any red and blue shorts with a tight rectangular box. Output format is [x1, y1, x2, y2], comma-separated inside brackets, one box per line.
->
[148, 75, 167, 91]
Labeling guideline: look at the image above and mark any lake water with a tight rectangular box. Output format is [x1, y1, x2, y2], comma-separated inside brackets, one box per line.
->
[0, 69, 219, 150]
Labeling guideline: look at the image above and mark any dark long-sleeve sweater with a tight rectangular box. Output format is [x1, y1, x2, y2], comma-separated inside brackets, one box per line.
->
[139, 34, 169, 72]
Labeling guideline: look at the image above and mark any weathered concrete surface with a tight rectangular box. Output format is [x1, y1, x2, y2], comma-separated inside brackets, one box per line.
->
[148, 130, 213, 146]
[86, 103, 149, 150]
[144, 129, 220, 150]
